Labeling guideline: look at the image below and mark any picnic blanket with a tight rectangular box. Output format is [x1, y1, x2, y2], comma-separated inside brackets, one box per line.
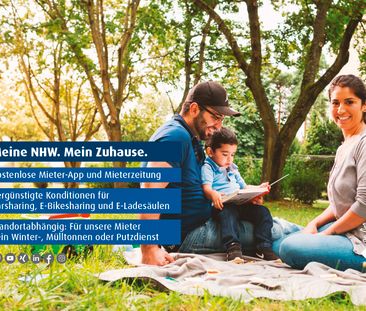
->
[97, 251, 366, 305]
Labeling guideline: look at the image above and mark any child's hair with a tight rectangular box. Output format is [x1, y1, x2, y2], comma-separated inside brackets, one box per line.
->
[328, 74, 366, 123]
[206, 127, 238, 151]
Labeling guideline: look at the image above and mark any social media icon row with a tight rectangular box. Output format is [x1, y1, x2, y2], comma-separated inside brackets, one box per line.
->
[0, 253, 67, 264]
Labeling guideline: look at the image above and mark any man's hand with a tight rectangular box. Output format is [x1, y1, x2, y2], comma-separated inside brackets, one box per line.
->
[141, 245, 175, 266]
[211, 191, 224, 210]
[302, 221, 318, 234]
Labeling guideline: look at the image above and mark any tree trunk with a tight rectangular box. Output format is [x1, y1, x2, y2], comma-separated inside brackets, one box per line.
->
[109, 120, 127, 188]
[266, 137, 293, 199]
[244, 74, 278, 184]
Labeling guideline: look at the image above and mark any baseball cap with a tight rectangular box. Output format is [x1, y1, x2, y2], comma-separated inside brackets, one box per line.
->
[186, 81, 241, 116]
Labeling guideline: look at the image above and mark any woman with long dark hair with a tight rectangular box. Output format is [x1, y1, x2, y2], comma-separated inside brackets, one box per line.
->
[274, 75, 366, 271]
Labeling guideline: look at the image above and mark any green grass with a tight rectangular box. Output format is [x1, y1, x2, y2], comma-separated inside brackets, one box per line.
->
[0, 200, 365, 310]
[268, 199, 328, 226]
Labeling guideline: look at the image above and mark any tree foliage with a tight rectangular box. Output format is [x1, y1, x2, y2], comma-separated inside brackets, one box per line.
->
[0, 0, 102, 184]
[0, 0, 365, 195]
[191, 0, 365, 198]
[120, 94, 171, 142]
[305, 117, 343, 155]
[0, 81, 46, 141]
[18, 0, 179, 146]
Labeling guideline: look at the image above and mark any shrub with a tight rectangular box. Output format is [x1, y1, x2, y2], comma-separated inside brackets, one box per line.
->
[235, 155, 331, 203]
[287, 166, 325, 205]
[289, 137, 301, 155]
[235, 157, 262, 185]
[305, 119, 343, 155]
[281, 154, 332, 201]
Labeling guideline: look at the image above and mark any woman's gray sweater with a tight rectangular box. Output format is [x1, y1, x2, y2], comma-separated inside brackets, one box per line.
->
[327, 129, 366, 257]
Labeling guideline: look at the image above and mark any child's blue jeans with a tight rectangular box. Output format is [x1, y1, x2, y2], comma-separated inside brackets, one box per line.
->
[213, 204, 273, 250]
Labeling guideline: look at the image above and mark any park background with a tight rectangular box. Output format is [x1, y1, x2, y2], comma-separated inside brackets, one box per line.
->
[0, 0, 365, 309]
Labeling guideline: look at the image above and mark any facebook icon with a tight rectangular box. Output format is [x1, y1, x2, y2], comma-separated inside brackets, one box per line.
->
[43, 253, 54, 265]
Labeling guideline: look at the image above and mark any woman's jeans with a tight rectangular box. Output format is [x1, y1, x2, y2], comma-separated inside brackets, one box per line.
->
[273, 223, 366, 272]
[179, 217, 301, 256]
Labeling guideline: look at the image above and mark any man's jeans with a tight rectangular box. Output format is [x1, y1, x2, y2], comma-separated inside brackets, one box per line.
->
[179, 216, 301, 256]
[273, 223, 366, 272]
[213, 204, 273, 250]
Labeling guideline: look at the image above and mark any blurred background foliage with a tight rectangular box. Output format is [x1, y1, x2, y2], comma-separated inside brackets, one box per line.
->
[0, 0, 364, 195]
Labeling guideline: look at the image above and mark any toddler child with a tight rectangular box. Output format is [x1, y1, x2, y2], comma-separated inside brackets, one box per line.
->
[201, 127, 278, 262]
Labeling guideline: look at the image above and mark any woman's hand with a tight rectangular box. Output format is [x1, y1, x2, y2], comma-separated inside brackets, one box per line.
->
[302, 206, 336, 234]
[317, 228, 333, 235]
[302, 221, 318, 234]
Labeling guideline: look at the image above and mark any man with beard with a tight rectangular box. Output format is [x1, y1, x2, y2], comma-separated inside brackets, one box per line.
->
[140, 81, 254, 265]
